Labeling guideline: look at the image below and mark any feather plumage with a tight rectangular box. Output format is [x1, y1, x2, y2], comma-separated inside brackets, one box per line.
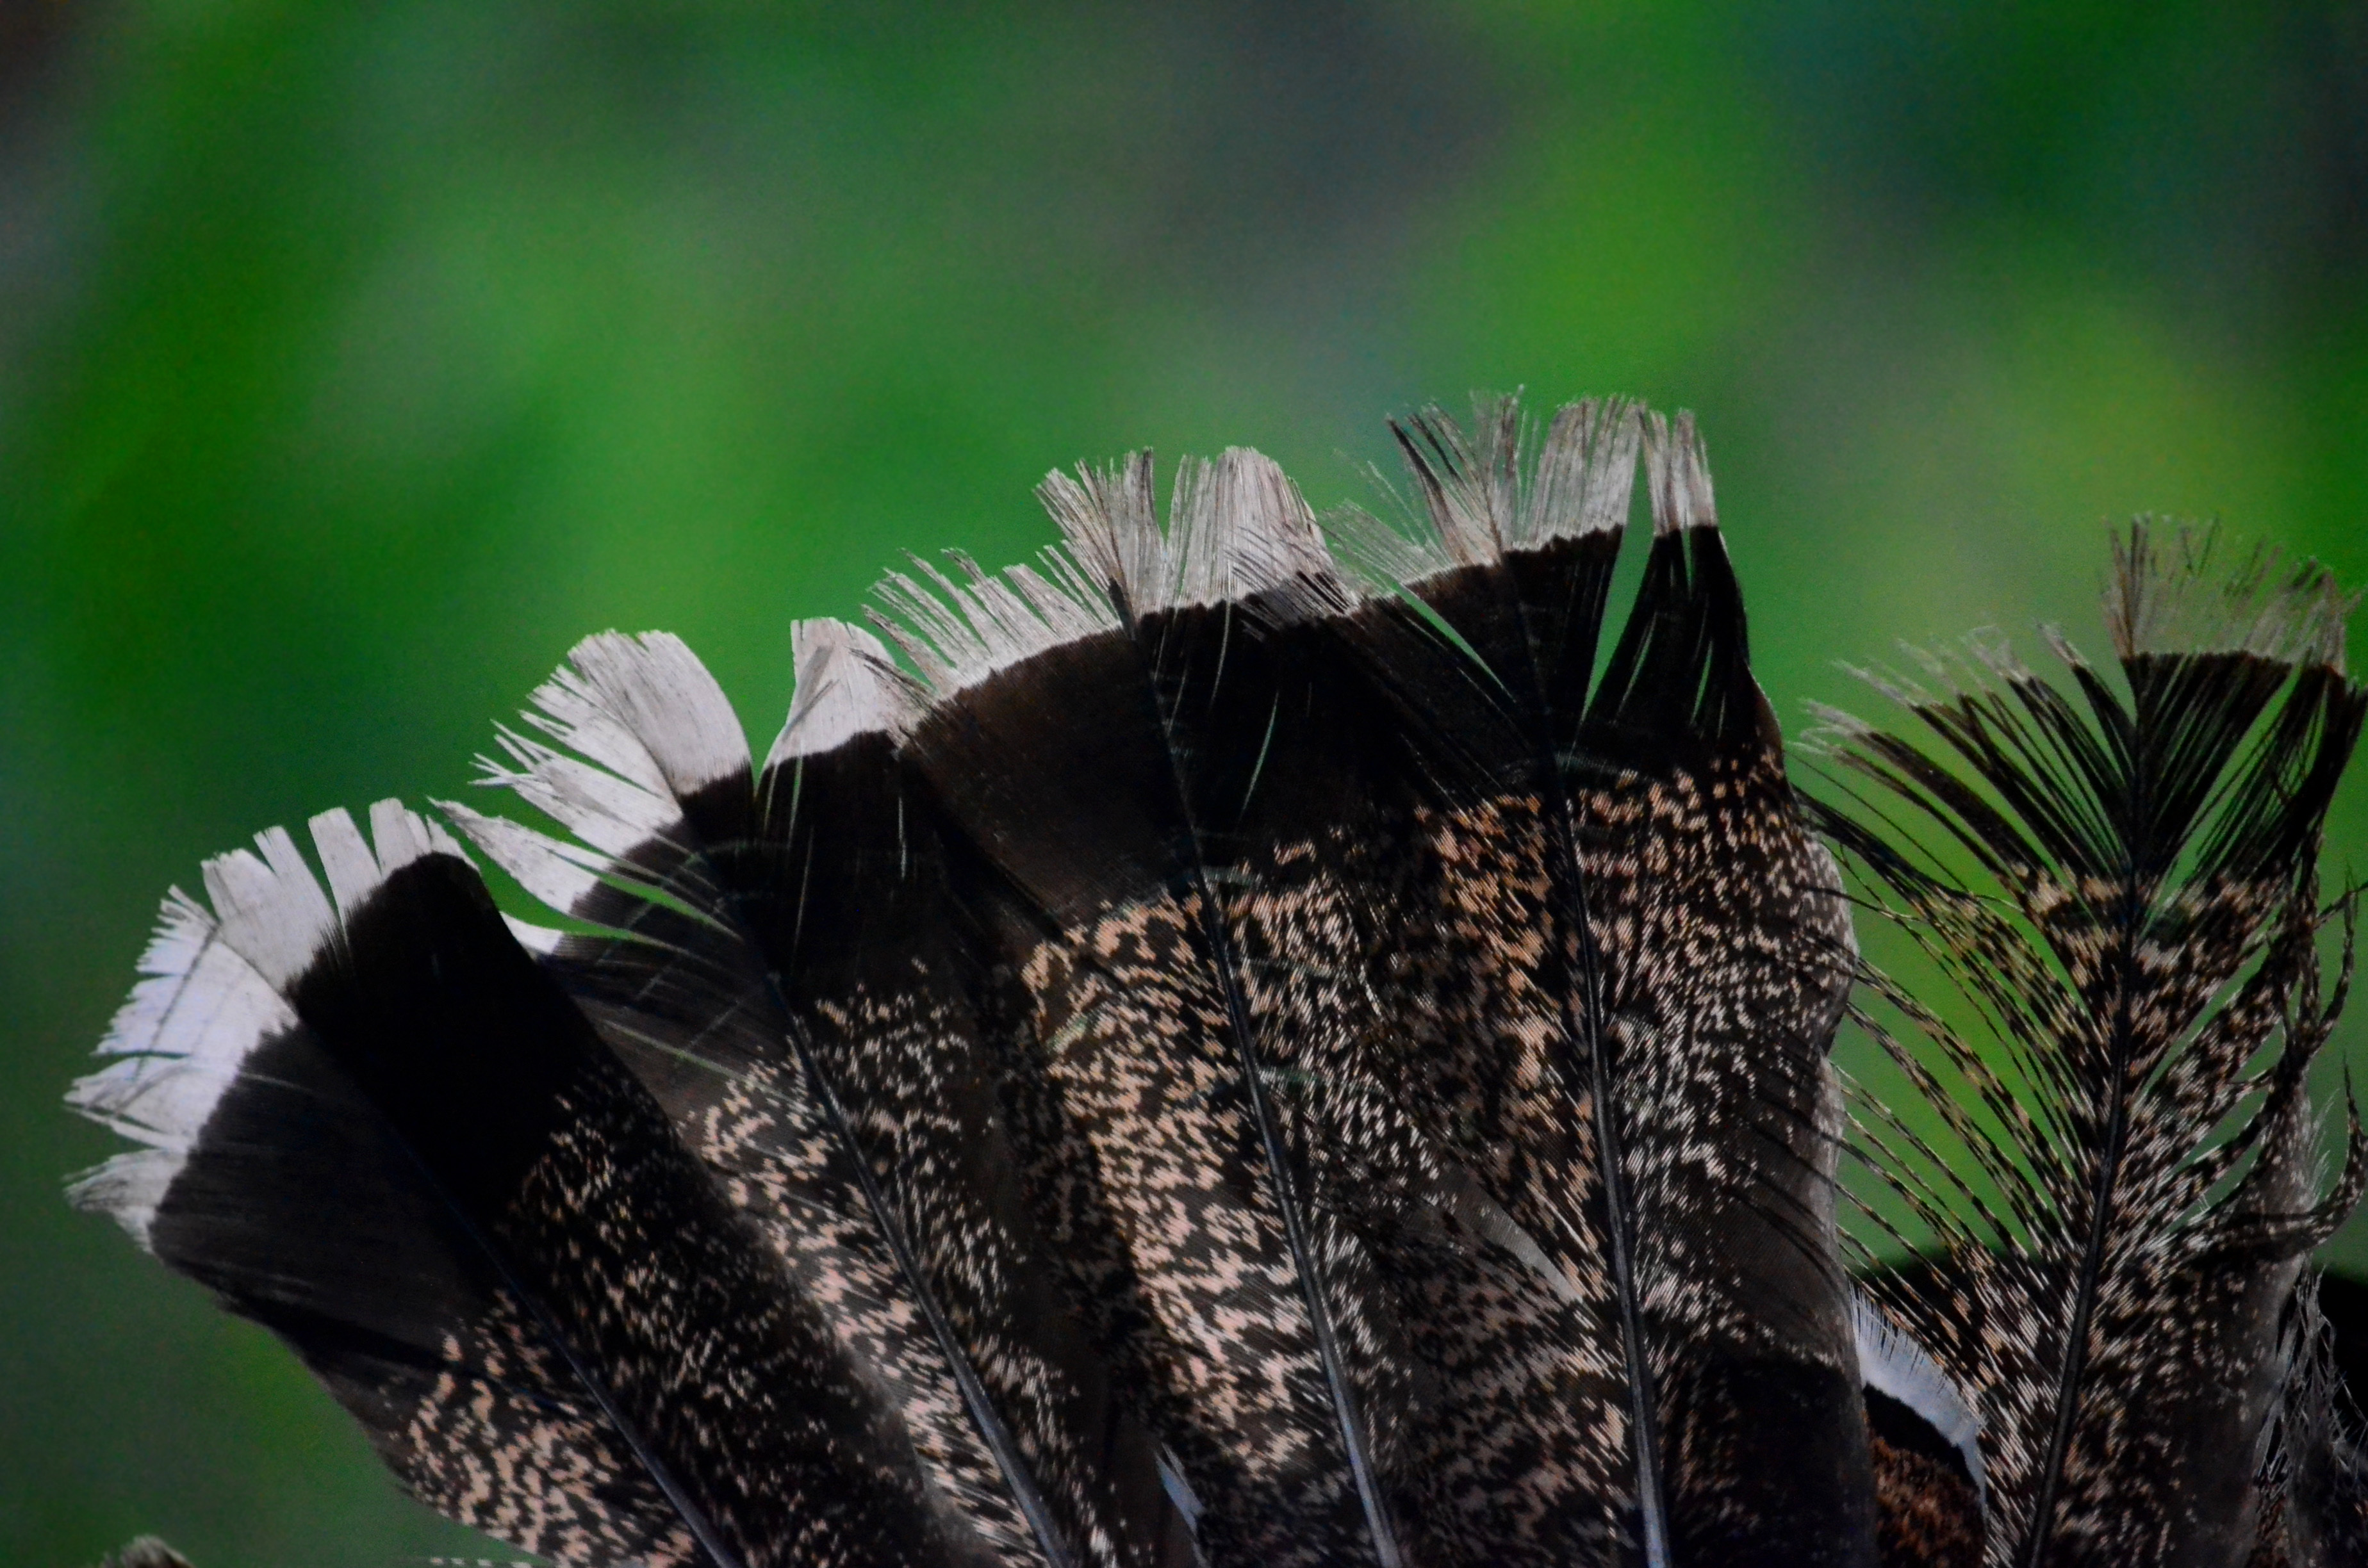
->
[65, 399, 2367, 1568]
[72, 802, 967, 1567]
[1809, 525, 2368, 1566]
[448, 626, 1188, 1568]
[1319, 400, 1878, 1564]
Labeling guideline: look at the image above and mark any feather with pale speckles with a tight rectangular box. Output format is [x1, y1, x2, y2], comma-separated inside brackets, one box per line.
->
[1810, 523, 2368, 1567]
[450, 627, 1188, 1568]
[72, 804, 951, 1568]
[1311, 398, 1879, 1565]
[887, 447, 1429, 1568]
[74, 398, 2368, 1568]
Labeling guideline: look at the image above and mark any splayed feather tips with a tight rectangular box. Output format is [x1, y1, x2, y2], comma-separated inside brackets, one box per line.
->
[2106, 520, 2356, 670]
[68, 803, 467, 1244]
[1036, 446, 1346, 617]
[63, 396, 2368, 1568]
[1811, 514, 2367, 1565]
[1643, 408, 1716, 537]
[771, 618, 919, 762]
[1337, 394, 1641, 584]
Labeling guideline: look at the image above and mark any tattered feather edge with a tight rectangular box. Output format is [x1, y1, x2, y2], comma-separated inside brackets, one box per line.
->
[874, 445, 1364, 699]
[1802, 519, 2355, 751]
[770, 618, 924, 764]
[450, 625, 1098, 1568]
[452, 628, 775, 956]
[865, 398, 1724, 714]
[448, 624, 925, 958]
[2108, 520, 2357, 672]
[66, 802, 469, 1246]
[1322, 395, 1645, 589]
[96, 1538, 198, 1568]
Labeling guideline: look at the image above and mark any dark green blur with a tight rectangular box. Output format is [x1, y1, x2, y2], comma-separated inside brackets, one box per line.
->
[4, 3, 2364, 1563]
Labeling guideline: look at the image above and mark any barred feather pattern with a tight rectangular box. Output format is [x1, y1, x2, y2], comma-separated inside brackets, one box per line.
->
[1812, 525, 2368, 1567]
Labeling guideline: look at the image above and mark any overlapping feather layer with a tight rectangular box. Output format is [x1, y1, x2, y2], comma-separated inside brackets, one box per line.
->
[65, 399, 2367, 1568]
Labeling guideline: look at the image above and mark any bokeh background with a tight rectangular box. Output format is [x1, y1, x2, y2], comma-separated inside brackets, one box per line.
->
[4, 2, 2366, 1563]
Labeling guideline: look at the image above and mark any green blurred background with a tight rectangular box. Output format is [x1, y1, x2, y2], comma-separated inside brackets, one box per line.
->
[4, 2, 2365, 1562]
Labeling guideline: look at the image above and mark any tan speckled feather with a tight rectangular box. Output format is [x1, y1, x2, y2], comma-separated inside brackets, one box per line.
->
[1813, 526, 2368, 1567]
[67, 403, 2368, 1568]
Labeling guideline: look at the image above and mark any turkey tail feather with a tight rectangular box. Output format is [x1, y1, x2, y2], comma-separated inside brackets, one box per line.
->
[446, 627, 1186, 1568]
[68, 400, 2368, 1568]
[1335, 400, 1877, 1565]
[1810, 522, 2367, 1566]
[885, 450, 1411, 1568]
[68, 804, 950, 1567]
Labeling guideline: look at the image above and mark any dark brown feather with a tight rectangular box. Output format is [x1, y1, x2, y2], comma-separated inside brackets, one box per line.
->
[68, 403, 2368, 1568]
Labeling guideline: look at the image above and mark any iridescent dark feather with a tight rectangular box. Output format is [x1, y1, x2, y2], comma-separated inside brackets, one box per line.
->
[65, 401, 2367, 1568]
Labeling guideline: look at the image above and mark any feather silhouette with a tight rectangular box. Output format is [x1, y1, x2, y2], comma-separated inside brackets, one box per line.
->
[66, 398, 2364, 1568]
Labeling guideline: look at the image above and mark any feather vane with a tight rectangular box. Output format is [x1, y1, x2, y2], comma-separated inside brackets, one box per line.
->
[1812, 525, 2368, 1567]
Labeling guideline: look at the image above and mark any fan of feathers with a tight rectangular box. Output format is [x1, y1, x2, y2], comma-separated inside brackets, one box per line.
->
[67, 395, 2368, 1568]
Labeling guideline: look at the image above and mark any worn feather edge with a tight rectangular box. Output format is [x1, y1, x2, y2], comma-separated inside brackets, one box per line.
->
[459, 632, 746, 842]
[1852, 1290, 1987, 1505]
[1641, 408, 1714, 538]
[767, 618, 921, 764]
[2107, 522, 2358, 672]
[67, 803, 465, 1245]
[1326, 396, 1641, 590]
[522, 632, 750, 800]
[873, 446, 1356, 699]
[460, 630, 753, 872]
[444, 632, 765, 947]
[1813, 523, 2357, 750]
[451, 622, 914, 913]
[1042, 445, 1351, 621]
